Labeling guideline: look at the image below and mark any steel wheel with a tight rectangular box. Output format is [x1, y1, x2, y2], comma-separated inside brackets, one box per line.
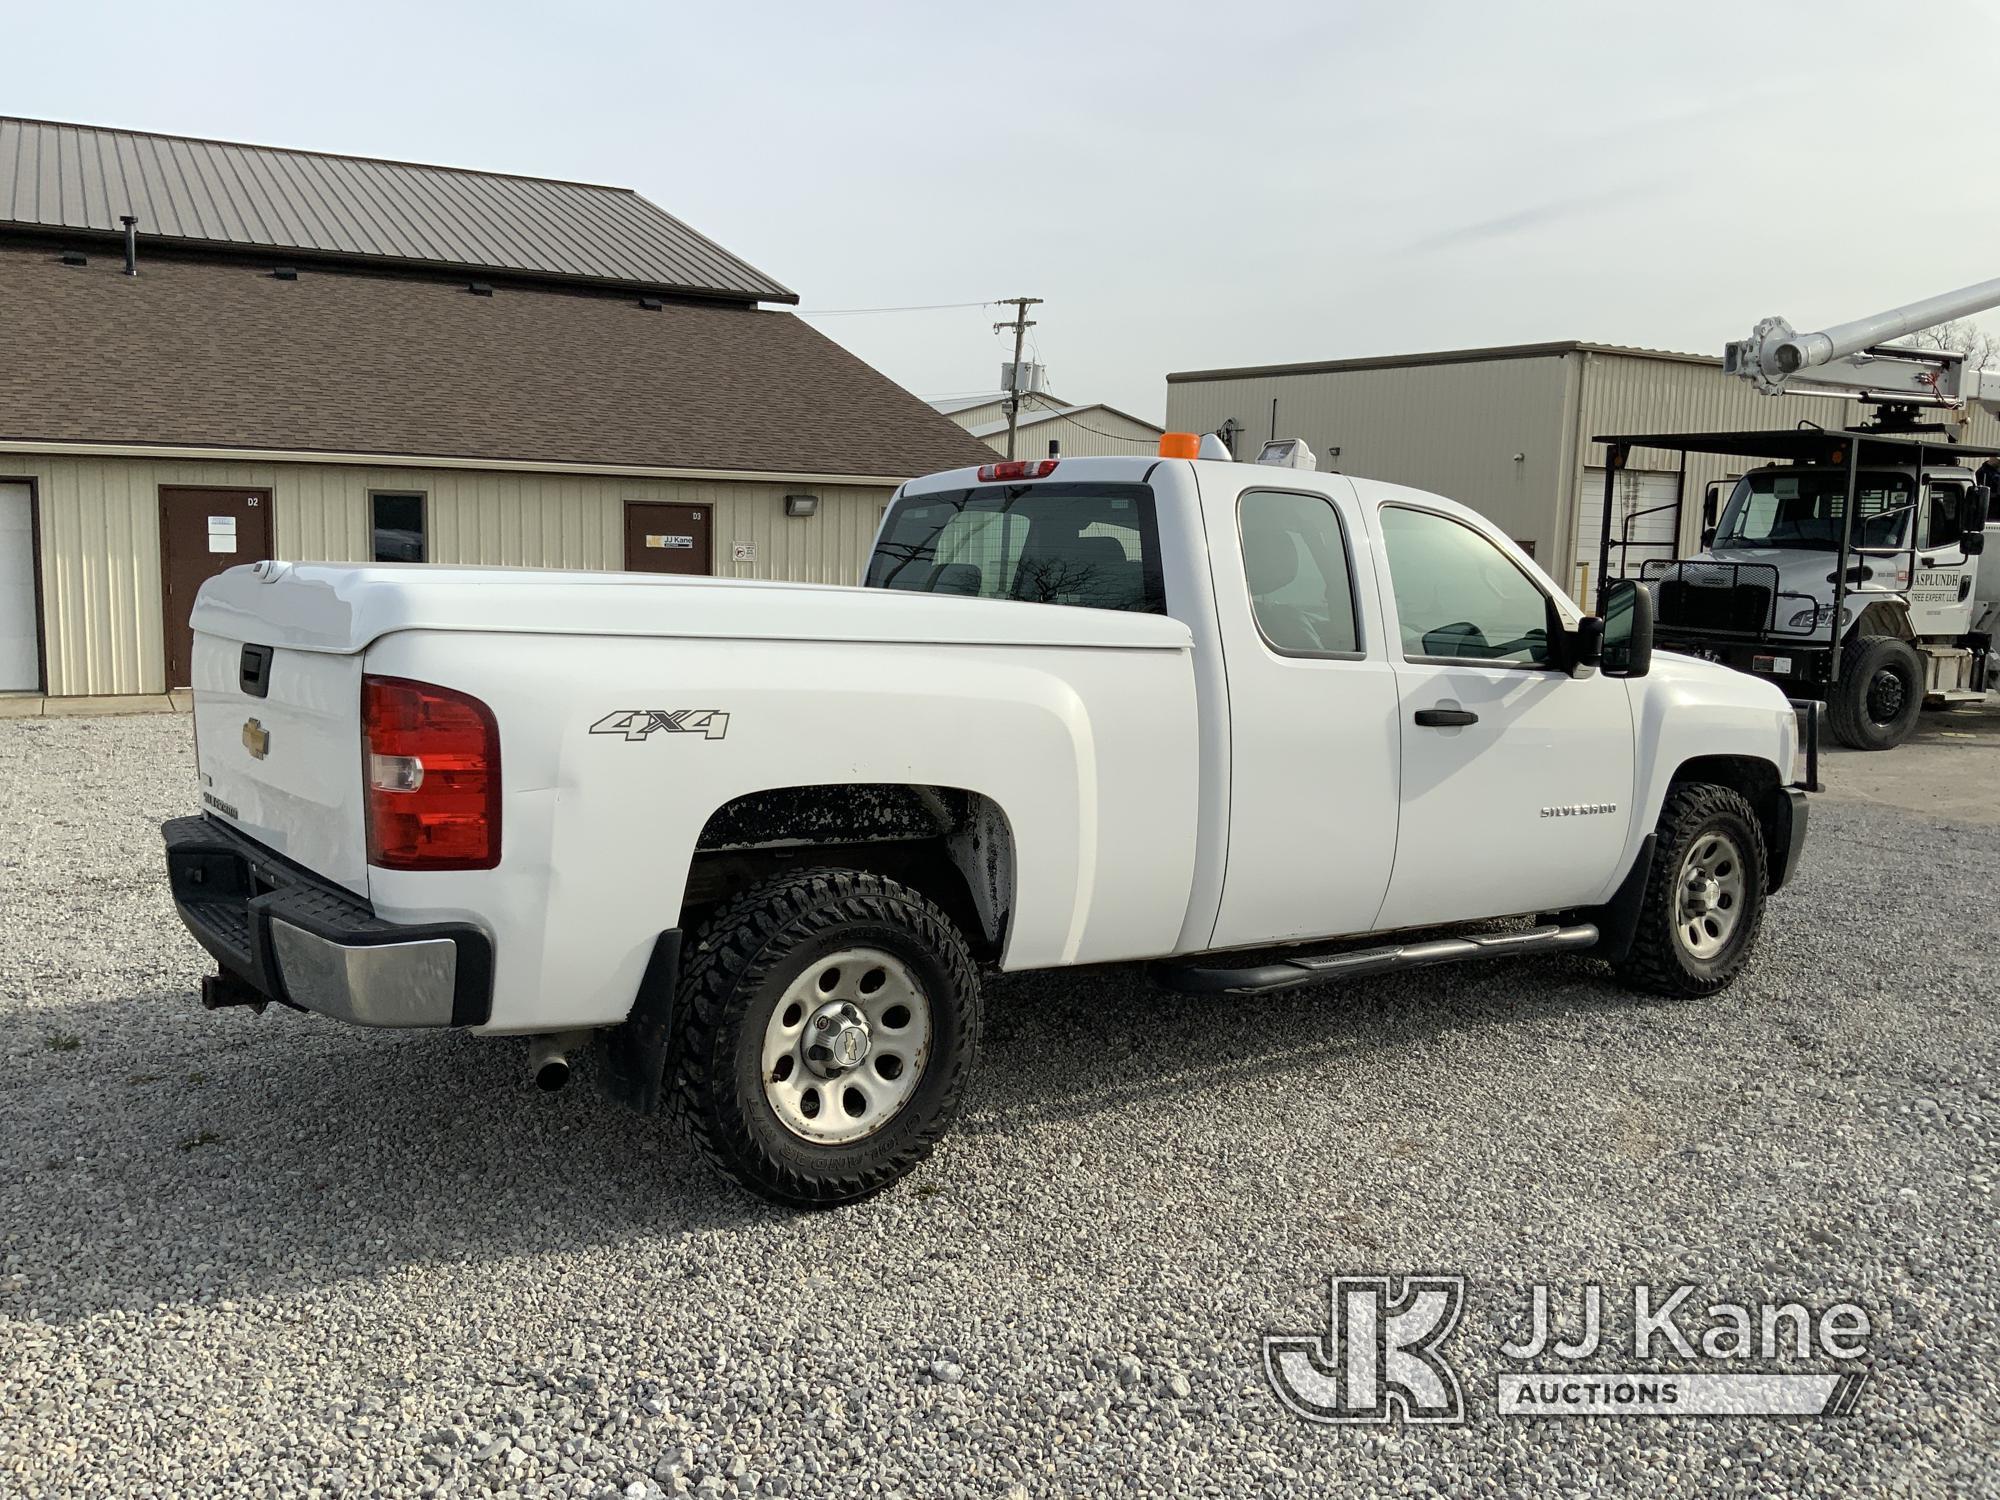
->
[1674, 831, 1745, 960]
[1864, 667, 1906, 726]
[760, 947, 933, 1145]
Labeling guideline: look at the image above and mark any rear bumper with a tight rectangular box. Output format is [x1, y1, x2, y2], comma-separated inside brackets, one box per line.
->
[162, 814, 493, 1027]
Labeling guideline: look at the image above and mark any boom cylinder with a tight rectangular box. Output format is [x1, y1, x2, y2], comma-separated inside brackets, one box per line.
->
[1761, 277, 2000, 382]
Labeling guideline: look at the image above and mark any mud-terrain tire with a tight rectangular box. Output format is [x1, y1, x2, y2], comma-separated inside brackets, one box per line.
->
[1614, 783, 1768, 998]
[1825, 634, 1923, 751]
[674, 868, 980, 1206]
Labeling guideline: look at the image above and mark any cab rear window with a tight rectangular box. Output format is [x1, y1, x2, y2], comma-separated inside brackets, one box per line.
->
[865, 482, 1166, 614]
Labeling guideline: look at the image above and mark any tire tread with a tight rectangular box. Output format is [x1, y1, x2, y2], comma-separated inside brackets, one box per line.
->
[673, 867, 979, 1206]
[1614, 782, 1768, 998]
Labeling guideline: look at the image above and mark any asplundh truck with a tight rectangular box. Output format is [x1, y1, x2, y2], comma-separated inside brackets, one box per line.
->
[1597, 277, 2000, 751]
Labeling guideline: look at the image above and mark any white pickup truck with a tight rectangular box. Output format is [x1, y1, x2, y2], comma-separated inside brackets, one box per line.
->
[164, 446, 1808, 1204]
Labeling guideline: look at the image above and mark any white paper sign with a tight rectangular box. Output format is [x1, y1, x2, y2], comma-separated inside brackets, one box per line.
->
[731, 542, 756, 562]
[208, 516, 238, 553]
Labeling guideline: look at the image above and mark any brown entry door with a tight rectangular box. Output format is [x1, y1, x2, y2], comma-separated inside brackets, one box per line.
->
[623, 502, 712, 575]
[159, 486, 274, 687]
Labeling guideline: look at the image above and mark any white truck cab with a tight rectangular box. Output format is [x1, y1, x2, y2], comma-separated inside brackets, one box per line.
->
[164, 443, 1807, 1204]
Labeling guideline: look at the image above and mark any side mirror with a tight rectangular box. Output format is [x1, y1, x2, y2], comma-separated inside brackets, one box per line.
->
[1700, 483, 1722, 551]
[1570, 614, 1606, 672]
[1598, 578, 1653, 679]
[1965, 485, 1991, 556]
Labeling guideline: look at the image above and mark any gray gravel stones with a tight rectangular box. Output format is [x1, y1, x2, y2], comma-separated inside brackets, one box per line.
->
[2, 713, 1998, 1496]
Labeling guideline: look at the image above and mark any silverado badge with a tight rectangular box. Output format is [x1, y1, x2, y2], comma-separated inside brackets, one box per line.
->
[242, 718, 270, 759]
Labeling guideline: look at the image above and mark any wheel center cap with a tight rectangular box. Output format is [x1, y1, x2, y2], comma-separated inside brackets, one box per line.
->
[1686, 876, 1721, 916]
[804, 1000, 871, 1078]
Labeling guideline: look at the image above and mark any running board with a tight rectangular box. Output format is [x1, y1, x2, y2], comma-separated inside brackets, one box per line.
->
[1152, 923, 1600, 996]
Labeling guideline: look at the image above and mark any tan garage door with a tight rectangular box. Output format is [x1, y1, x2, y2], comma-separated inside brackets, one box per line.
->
[1574, 468, 1681, 602]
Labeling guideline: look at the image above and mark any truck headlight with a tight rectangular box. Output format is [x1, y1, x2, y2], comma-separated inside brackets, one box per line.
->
[1787, 607, 1819, 629]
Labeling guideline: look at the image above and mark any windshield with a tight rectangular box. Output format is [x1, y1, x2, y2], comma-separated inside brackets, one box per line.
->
[1713, 469, 1913, 553]
[865, 482, 1166, 614]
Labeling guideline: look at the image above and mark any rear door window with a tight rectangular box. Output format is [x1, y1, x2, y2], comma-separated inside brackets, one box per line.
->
[866, 483, 1165, 614]
[1237, 489, 1360, 655]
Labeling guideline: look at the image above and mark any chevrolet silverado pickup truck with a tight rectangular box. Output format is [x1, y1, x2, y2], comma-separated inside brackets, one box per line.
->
[163, 444, 1808, 1205]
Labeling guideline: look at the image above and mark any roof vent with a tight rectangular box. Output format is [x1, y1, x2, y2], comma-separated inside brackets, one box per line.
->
[60, 251, 87, 267]
[271, 266, 298, 281]
[639, 296, 663, 311]
[467, 281, 494, 297]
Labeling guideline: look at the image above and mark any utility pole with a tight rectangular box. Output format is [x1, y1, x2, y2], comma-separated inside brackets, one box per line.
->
[994, 296, 1043, 459]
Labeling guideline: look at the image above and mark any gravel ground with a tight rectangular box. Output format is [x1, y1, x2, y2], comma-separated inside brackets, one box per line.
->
[2, 713, 1996, 1498]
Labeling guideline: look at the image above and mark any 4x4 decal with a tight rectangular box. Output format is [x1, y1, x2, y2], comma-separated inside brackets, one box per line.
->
[589, 709, 730, 742]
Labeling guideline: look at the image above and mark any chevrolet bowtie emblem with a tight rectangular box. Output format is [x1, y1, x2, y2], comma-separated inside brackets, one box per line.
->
[242, 718, 270, 759]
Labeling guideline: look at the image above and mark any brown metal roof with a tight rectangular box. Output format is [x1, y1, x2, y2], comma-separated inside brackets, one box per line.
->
[1166, 340, 1717, 384]
[0, 116, 796, 304]
[0, 243, 990, 477]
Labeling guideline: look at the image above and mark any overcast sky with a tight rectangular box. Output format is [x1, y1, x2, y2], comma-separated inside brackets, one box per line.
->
[12, 1, 1998, 423]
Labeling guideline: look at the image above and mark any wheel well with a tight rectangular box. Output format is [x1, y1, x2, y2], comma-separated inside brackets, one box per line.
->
[682, 785, 1014, 959]
[1668, 754, 1789, 887]
[1849, 600, 1914, 642]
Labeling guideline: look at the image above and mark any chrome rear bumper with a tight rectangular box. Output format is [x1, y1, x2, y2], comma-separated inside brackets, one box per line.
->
[162, 815, 492, 1028]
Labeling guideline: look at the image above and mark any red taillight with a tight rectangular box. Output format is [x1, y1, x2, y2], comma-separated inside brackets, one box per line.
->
[976, 459, 1059, 482]
[361, 675, 501, 871]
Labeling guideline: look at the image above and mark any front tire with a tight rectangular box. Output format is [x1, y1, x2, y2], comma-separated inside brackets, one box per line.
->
[674, 868, 981, 1206]
[1614, 783, 1768, 998]
[1826, 634, 1923, 750]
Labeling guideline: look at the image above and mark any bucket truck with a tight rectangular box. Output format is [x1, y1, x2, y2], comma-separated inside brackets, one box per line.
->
[1596, 279, 2000, 751]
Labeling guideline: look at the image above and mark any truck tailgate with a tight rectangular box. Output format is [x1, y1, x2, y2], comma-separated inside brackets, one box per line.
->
[192, 630, 369, 895]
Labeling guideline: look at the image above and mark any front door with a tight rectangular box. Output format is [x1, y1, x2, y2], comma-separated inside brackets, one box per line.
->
[1909, 480, 1975, 638]
[623, 502, 712, 575]
[158, 486, 273, 689]
[1369, 501, 1636, 932]
[0, 482, 40, 691]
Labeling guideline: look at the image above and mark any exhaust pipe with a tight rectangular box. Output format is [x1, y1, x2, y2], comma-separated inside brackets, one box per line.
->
[527, 1031, 591, 1092]
[120, 215, 138, 276]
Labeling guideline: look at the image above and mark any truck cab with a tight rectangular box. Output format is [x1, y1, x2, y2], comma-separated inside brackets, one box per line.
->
[1700, 461, 1985, 646]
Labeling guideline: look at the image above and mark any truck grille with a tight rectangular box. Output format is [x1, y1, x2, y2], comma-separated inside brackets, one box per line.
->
[1643, 560, 1779, 636]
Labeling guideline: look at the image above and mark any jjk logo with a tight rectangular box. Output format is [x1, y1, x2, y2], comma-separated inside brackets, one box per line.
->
[1265, 1275, 1466, 1425]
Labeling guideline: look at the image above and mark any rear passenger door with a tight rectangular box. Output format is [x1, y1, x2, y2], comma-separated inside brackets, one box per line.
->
[1368, 502, 1635, 931]
[1210, 483, 1401, 948]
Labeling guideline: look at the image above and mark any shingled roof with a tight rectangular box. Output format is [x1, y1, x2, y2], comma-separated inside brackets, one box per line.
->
[0, 244, 992, 479]
[0, 116, 795, 304]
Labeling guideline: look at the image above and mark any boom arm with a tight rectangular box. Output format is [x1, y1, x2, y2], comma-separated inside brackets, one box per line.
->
[1727, 277, 2000, 400]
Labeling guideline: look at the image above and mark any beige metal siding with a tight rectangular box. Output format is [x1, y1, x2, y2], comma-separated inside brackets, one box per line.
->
[13, 454, 895, 696]
[979, 409, 1163, 459]
[1575, 351, 2000, 561]
[1166, 356, 1573, 558]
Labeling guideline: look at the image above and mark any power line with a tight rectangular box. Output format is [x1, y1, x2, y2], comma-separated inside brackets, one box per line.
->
[793, 300, 994, 317]
[1022, 392, 1157, 446]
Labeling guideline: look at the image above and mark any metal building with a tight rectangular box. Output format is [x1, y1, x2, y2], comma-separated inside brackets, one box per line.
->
[1166, 342, 2000, 604]
[934, 390, 1163, 459]
[0, 117, 988, 701]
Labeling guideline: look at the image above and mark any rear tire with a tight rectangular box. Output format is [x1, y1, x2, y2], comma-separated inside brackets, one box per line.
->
[1614, 783, 1768, 998]
[673, 868, 980, 1207]
[1825, 634, 1923, 750]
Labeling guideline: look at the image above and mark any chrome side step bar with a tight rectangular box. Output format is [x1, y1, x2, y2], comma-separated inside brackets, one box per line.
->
[1151, 923, 1601, 997]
